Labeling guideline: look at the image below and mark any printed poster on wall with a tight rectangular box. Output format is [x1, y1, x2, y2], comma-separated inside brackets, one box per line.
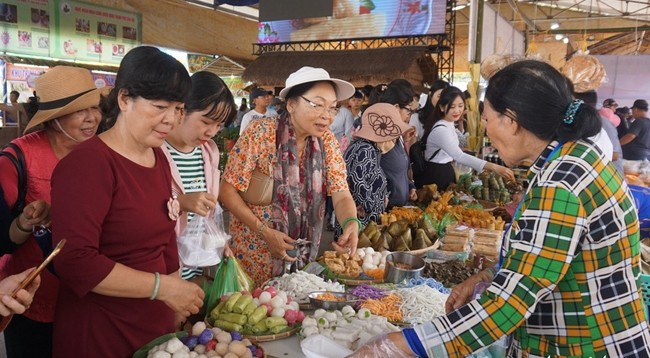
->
[0, 0, 55, 56]
[53, 1, 141, 64]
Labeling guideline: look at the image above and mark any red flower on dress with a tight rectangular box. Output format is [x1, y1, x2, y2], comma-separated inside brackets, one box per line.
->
[407, 1, 422, 15]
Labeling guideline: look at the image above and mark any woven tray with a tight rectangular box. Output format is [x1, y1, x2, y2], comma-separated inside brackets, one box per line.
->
[244, 325, 300, 343]
[336, 277, 383, 286]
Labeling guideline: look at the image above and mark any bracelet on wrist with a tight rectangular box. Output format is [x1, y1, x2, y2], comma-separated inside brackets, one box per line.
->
[149, 272, 160, 300]
[15, 216, 32, 233]
[340, 217, 362, 232]
[257, 221, 268, 238]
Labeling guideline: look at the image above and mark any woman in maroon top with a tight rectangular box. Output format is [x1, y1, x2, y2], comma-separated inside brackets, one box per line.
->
[51, 46, 204, 357]
[0, 66, 106, 358]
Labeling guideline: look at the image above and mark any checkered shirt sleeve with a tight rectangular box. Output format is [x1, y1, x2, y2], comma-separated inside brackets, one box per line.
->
[414, 140, 650, 357]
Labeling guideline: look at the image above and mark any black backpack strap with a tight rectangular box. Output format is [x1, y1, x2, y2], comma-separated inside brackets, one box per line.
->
[425, 123, 446, 162]
[427, 148, 442, 162]
[0, 143, 27, 216]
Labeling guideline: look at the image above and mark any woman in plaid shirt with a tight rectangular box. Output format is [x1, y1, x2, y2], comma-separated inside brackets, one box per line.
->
[350, 60, 650, 357]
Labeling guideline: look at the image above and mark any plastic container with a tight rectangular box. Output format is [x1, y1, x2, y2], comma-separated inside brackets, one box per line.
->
[383, 252, 425, 284]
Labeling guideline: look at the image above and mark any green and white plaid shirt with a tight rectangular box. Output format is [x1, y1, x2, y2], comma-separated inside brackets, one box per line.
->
[415, 140, 650, 357]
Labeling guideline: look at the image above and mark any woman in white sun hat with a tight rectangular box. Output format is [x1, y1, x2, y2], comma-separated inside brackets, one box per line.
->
[0, 65, 107, 358]
[220, 66, 360, 286]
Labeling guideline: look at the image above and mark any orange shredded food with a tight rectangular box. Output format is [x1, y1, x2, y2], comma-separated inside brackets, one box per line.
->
[364, 268, 385, 280]
[316, 293, 345, 302]
[360, 293, 403, 321]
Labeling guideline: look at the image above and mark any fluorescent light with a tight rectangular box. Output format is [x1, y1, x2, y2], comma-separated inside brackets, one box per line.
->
[562, 37, 569, 44]
[555, 34, 564, 40]
[550, 22, 560, 30]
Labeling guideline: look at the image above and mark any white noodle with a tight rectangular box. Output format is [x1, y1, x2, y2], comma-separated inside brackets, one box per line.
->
[396, 285, 449, 324]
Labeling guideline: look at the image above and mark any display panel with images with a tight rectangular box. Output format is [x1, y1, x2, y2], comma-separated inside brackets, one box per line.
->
[258, 0, 447, 43]
[54, 0, 141, 64]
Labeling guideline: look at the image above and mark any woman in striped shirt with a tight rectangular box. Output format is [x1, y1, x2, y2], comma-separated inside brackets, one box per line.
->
[162, 71, 236, 281]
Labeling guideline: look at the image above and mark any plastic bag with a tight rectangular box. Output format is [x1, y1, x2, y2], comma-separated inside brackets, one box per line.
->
[204, 256, 254, 314]
[231, 256, 254, 293]
[301, 334, 353, 358]
[177, 205, 229, 268]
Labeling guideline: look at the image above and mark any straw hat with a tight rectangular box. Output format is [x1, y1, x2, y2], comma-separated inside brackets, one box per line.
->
[24, 66, 107, 133]
[279, 66, 355, 101]
[354, 103, 414, 143]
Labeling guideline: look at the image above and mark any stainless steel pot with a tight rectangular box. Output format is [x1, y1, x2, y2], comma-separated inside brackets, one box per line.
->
[383, 252, 425, 284]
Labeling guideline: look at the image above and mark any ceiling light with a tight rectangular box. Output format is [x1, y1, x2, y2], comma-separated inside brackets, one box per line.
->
[555, 34, 564, 41]
[550, 22, 560, 30]
[562, 37, 569, 44]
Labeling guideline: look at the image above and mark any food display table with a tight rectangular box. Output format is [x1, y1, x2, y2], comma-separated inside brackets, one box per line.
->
[259, 335, 304, 357]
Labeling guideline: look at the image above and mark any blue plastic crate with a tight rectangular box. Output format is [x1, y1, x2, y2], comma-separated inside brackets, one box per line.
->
[639, 274, 650, 320]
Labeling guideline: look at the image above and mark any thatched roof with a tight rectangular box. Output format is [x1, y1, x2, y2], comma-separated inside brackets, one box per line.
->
[242, 47, 437, 93]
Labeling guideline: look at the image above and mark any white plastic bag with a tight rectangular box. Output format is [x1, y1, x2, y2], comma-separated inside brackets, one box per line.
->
[177, 204, 229, 267]
[301, 335, 353, 358]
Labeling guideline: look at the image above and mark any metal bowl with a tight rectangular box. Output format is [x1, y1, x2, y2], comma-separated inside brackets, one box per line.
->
[383, 252, 425, 284]
[308, 291, 359, 310]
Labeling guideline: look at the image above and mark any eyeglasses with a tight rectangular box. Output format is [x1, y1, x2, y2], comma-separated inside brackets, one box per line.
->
[400, 105, 419, 115]
[299, 95, 339, 116]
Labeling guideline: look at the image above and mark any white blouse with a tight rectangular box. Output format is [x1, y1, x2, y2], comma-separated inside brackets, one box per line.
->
[424, 120, 486, 171]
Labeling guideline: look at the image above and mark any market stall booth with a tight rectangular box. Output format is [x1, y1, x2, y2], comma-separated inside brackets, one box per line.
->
[242, 46, 438, 94]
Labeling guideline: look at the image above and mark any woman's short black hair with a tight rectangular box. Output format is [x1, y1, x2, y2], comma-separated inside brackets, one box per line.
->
[101, 46, 191, 124]
[485, 60, 601, 142]
[186, 71, 237, 128]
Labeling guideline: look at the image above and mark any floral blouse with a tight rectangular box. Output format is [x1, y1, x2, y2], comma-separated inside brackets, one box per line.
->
[222, 119, 348, 285]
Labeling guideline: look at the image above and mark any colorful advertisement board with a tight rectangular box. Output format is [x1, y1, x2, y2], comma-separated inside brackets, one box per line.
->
[258, 0, 447, 43]
[0, 1, 140, 64]
[0, 0, 55, 56]
[53, 1, 141, 64]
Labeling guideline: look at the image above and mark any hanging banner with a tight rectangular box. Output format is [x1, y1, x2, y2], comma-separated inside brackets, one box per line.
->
[6, 62, 45, 97]
[53, 1, 141, 64]
[0, 1, 140, 64]
[91, 71, 115, 88]
[0, 0, 55, 56]
[187, 54, 213, 73]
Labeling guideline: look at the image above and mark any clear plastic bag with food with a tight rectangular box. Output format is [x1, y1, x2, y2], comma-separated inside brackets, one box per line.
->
[177, 204, 229, 267]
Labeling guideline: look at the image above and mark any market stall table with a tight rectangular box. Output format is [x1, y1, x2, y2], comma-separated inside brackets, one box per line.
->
[259, 335, 303, 357]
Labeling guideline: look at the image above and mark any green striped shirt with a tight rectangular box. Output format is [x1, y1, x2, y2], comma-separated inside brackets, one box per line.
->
[166, 142, 206, 280]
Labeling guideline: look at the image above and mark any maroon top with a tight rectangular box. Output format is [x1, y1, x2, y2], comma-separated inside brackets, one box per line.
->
[0, 131, 60, 322]
[51, 136, 179, 358]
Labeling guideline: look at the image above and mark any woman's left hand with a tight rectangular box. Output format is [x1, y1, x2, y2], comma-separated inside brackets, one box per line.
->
[223, 243, 233, 258]
[333, 220, 358, 256]
[409, 188, 417, 201]
[21, 200, 51, 228]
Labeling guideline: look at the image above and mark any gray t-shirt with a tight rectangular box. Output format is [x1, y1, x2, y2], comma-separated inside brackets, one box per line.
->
[622, 117, 650, 160]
